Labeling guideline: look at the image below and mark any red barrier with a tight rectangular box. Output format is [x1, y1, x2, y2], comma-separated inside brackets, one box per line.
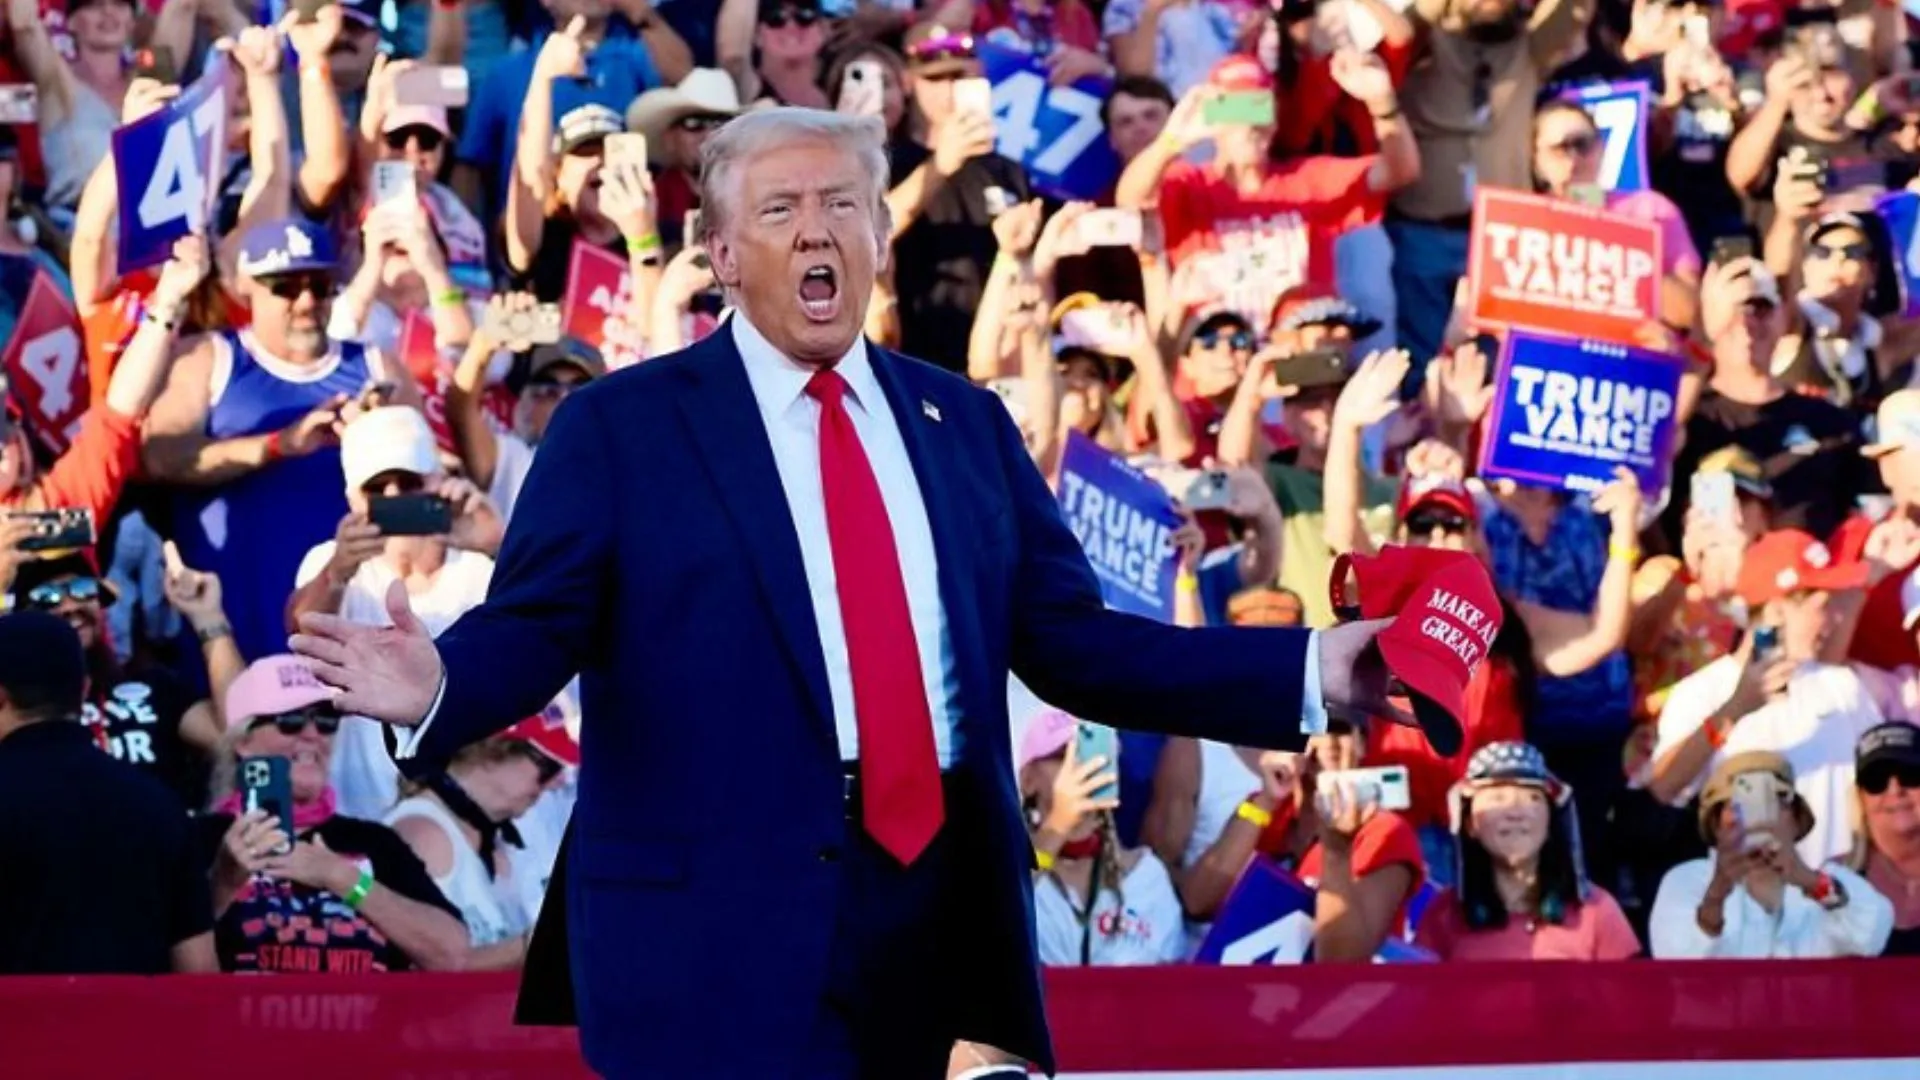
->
[1, 961, 1915, 1078]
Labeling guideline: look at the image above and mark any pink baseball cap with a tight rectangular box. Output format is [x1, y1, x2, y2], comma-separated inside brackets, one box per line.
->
[1331, 547, 1503, 757]
[224, 655, 335, 731]
[383, 104, 452, 138]
[1017, 709, 1078, 772]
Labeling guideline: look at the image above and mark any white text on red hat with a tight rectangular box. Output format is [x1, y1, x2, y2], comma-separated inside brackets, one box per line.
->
[1420, 589, 1497, 667]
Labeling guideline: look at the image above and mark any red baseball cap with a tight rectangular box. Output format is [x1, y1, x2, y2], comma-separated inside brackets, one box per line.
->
[1208, 53, 1273, 93]
[1331, 546, 1503, 756]
[1395, 473, 1479, 525]
[1735, 530, 1868, 609]
[504, 706, 580, 769]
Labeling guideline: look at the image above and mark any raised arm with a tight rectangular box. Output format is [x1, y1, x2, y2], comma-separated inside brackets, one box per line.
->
[506, 22, 587, 274]
[285, 6, 353, 212]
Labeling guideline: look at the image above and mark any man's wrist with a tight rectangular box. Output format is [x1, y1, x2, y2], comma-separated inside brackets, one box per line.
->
[194, 619, 232, 643]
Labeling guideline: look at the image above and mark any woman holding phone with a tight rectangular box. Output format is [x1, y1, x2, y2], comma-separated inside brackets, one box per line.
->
[201, 655, 470, 974]
[1021, 709, 1186, 966]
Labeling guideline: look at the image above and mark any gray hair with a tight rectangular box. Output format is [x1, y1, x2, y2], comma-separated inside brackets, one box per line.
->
[695, 107, 891, 244]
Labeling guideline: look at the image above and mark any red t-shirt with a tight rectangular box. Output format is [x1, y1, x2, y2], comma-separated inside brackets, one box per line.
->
[1831, 513, 1920, 672]
[1365, 662, 1526, 830]
[1273, 41, 1414, 159]
[1414, 886, 1642, 961]
[1295, 809, 1425, 935]
[1159, 155, 1384, 328]
[972, 0, 1102, 53]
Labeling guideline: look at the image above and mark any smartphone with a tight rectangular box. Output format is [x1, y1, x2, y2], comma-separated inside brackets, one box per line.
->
[132, 46, 178, 85]
[1709, 236, 1755, 267]
[683, 209, 703, 246]
[1691, 471, 1738, 527]
[393, 64, 470, 109]
[1683, 13, 1711, 49]
[0, 84, 35, 124]
[1730, 771, 1782, 852]
[1316, 765, 1413, 813]
[1073, 721, 1120, 803]
[604, 132, 648, 168]
[1185, 469, 1233, 512]
[369, 493, 455, 536]
[239, 756, 296, 855]
[6, 508, 96, 552]
[1567, 183, 1606, 208]
[370, 160, 419, 210]
[952, 76, 993, 118]
[1784, 145, 1831, 189]
[482, 303, 565, 346]
[1058, 306, 1135, 353]
[1203, 91, 1276, 127]
[1076, 208, 1142, 249]
[1750, 624, 1782, 661]
[840, 58, 885, 117]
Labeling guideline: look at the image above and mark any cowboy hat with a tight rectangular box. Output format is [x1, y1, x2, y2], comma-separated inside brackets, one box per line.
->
[624, 68, 744, 150]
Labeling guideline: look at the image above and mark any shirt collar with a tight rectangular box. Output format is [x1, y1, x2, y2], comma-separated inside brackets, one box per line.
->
[730, 311, 877, 420]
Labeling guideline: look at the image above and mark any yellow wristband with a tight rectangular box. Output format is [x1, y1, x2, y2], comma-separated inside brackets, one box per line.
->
[1609, 540, 1639, 564]
[1176, 571, 1200, 594]
[1033, 847, 1057, 872]
[1235, 800, 1273, 829]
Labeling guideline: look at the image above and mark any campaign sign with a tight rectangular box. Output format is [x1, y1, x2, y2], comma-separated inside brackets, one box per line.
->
[1056, 432, 1182, 622]
[1479, 329, 1683, 497]
[1877, 189, 1920, 318]
[1467, 188, 1663, 345]
[398, 309, 516, 452]
[113, 64, 230, 274]
[978, 41, 1121, 202]
[1195, 858, 1438, 965]
[1, 270, 87, 456]
[1559, 80, 1650, 192]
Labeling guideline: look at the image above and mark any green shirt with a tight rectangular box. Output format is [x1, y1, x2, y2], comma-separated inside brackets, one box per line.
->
[1266, 462, 1399, 628]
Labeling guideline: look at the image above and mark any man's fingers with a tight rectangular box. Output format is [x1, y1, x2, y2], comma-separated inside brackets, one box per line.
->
[294, 610, 364, 642]
[385, 577, 429, 637]
[288, 632, 352, 667]
[566, 13, 587, 37]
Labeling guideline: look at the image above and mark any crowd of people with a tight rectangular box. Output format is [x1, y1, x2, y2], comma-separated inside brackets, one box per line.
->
[0, 0, 1918, 1032]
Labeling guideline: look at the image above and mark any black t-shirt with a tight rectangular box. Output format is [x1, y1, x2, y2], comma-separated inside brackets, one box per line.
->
[511, 216, 624, 305]
[1745, 126, 1883, 239]
[889, 139, 1031, 375]
[195, 812, 461, 974]
[82, 665, 208, 811]
[0, 722, 212, 974]
[1665, 389, 1871, 543]
[1652, 88, 1746, 249]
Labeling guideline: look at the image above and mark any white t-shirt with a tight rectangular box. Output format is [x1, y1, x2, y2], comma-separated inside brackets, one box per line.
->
[1033, 853, 1188, 966]
[489, 430, 537, 525]
[294, 543, 495, 819]
[1653, 657, 1884, 865]
[383, 793, 532, 947]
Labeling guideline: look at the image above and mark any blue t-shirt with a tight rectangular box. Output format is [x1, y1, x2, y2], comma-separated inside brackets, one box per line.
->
[457, 35, 662, 224]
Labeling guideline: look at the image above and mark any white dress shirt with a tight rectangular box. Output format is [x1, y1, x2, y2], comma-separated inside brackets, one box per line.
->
[1649, 856, 1893, 959]
[401, 313, 1327, 765]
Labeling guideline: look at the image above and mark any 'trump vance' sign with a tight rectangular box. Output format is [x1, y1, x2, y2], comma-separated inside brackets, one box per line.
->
[1479, 330, 1682, 497]
[1056, 433, 1182, 622]
[1467, 188, 1662, 344]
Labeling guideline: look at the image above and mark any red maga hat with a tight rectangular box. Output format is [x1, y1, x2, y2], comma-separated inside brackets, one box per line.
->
[1330, 546, 1502, 756]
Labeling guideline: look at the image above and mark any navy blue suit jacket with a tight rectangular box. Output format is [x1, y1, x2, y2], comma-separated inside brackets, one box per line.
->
[406, 325, 1312, 1076]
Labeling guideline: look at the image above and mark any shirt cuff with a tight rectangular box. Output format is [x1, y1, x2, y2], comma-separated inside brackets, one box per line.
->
[1301, 630, 1327, 736]
[391, 675, 447, 760]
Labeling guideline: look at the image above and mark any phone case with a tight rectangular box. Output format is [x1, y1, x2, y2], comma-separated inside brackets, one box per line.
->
[1078, 209, 1142, 249]
[239, 756, 296, 855]
[371, 161, 418, 208]
[953, 78, 993, 117]
[1074, 723, 1120, 802]
[369, 495, 454, 537]
[1184, 470, 1233, 511]
[395, 65, 469, 108]
[1203, 92, 1276, 127]
[10, 508, 96, 552]
[1691, 472, 1738, 525]
[1317, 766, 1412, 813]
[1730, 772, 1780, 851]
[0, 85, 36, 124]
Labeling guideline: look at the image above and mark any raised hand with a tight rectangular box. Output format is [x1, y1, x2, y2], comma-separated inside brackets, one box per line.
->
[290, 579, 446, 725]
[1331, 348, 1410, 430]
[535, 15, 591, 81]
[282, 1, 345, 64]
[1038, 735, 1120, 838]
[1317, 617, 1449, 750]
[1424, 339, 1494, 429]
[991, 198, 1044, 259]
[161, 540, 226, 629]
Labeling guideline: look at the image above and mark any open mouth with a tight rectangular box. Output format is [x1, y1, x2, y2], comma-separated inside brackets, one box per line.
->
[799, 265, 839, 322]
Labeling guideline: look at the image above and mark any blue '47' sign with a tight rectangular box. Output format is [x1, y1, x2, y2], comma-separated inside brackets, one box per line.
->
[977, 41, 1121, 201]
[1558, 79, 1649, 193]
[113, 64, 231, 274]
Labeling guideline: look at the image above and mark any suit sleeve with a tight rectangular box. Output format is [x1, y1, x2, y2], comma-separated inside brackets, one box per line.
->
[989, 393, 1312, 750]
[406, 390, 617, 772]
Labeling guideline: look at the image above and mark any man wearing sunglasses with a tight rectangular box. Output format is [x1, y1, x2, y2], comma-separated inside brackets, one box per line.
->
[1766, 211, 1888, 411]
[144, 217, 394, 664]
[725, 0, 831, 110]
[0, 611, 218, 975]
[10, 553, 228, 811]
[450, 331, 606, 525]
[627, 67, 746, 250]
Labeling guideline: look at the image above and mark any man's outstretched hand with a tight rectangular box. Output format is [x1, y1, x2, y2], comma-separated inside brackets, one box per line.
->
[289, 580, 443, 726]
[1317, 617, 1464, 756]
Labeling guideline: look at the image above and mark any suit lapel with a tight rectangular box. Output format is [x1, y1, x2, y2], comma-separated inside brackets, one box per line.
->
[675, 328, 837, 752]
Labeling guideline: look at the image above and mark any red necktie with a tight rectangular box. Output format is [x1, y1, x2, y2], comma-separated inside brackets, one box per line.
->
[806, 369, 944, 864]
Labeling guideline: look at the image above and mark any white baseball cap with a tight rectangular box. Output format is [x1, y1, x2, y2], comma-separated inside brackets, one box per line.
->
[340, 406, 438, 492]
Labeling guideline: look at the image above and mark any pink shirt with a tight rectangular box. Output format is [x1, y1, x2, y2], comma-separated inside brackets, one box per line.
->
[1415, 887, 1642, 961]
[1605, 190, 1702, 281]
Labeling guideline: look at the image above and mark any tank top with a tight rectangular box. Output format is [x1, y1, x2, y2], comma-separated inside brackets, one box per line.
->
[41, 79, 118, 209]
[1182, 740, 1263, 872]
[384, 794, 530, 948]
[169, 330, 374, 661]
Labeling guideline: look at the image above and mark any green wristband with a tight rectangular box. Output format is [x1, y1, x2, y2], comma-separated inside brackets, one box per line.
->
[433, 288, 467, 308]
[627, 233, 663, 255]
[342, 866, 374, 910]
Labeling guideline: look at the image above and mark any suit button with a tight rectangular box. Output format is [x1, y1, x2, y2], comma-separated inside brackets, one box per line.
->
[817, 846, 842, 864]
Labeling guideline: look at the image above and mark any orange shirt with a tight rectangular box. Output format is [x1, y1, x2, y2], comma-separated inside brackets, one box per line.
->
[5, 407, 141, 527]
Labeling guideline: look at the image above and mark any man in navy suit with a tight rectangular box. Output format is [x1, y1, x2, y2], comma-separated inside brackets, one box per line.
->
[290, 107, 1418, 1079]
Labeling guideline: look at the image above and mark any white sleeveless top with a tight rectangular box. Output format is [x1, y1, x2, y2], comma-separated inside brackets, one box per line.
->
[1182, 740, 1264, 870]
[384, 794, 532, 948]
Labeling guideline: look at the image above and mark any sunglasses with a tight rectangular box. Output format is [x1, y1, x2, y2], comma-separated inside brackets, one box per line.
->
[1404, 512, 1472, 536]
[249, 708, 343, 737]
[1808, 242, 1871, 262]
[1196, 328, 1255, 351]
[1859, 762, 1920, 795]
[1546, 134, 1597, 156]
[674, 115, 727, 133]
[384, 126, 444, 153]
[265, 274, 335, 300]
[761, 7, 818, 28]
[26, 577, 102, 609]
[524, 377, 587, 402]
[360, 470, 426, 498]
[514, 741, 564, 783]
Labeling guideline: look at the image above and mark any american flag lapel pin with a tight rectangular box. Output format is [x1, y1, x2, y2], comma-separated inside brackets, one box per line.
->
[922, 400, 942, 423]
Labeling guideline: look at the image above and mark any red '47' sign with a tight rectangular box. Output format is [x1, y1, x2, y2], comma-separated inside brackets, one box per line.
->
[1466, 188, 1663, 345]
[2, 271, 88, 456]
